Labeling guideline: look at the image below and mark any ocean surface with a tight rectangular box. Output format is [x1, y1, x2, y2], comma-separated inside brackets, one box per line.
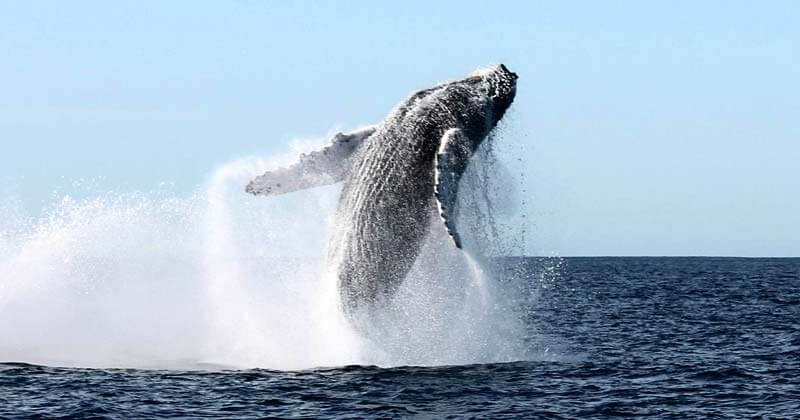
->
[1, 257, 798, 418]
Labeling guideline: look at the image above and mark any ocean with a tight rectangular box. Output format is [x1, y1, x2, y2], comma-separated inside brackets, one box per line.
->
[2, 257, 797, 418]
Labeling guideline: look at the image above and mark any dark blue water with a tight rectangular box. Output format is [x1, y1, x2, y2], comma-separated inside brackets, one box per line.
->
[2, 257, 798, 418]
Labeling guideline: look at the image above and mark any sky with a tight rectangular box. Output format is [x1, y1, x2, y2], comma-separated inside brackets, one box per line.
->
[1, 1, 798, 256]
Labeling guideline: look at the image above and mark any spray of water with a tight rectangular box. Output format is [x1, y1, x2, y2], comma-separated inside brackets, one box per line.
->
[0, 135, 537, 370]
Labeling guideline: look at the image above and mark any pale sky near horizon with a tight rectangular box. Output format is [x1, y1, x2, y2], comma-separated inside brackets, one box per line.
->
[1, 1, 798, 256]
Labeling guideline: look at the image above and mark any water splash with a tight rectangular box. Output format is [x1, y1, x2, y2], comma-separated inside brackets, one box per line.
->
[0, 136, 537, 369]
[200, 156, 360, 369]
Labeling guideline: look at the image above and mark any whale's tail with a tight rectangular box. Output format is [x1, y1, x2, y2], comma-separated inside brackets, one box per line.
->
[245, 125, 377, 196]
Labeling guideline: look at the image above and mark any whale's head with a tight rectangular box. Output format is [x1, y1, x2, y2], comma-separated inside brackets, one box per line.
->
[485, 64, 518, 118]
[462, 64, 518, 127]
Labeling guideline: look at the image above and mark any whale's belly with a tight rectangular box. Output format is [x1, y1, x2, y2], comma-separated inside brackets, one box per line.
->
[330, 137, 436, 315]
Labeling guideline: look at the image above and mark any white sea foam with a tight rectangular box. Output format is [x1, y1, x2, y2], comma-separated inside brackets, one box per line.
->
[0, 134, 534, 370]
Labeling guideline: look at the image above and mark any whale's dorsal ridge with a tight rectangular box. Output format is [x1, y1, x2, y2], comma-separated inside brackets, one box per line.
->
[434, 128, 481, 249]
[246, 125, 377, 196]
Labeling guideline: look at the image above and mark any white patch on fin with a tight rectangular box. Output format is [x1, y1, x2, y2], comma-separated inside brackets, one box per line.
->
[434, 128, 480, 249]
[246, 125, 377, 196]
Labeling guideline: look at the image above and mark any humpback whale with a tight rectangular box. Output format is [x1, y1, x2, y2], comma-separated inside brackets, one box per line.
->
[246, 64, 518, 319]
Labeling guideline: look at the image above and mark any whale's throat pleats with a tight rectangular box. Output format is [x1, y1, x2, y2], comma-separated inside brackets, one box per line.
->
[245, 126, 377, 196]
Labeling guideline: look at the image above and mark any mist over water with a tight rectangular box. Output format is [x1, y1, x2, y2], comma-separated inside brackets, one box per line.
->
[0, 134, 537, 370]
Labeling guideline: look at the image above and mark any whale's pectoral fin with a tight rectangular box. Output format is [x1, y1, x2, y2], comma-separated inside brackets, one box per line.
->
[434, 128, 481, 249]
[246, 125, 377, 196]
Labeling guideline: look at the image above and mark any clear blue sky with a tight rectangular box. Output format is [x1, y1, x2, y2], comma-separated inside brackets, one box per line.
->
[1, 1, 798, 256]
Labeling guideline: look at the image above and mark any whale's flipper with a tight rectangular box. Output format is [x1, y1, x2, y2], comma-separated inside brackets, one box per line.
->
[246, 126, 377, 196]
[434, 128, 481, 249]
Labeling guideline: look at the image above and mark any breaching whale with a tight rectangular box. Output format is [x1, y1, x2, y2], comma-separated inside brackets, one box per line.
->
[246, 64, 518, 319]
